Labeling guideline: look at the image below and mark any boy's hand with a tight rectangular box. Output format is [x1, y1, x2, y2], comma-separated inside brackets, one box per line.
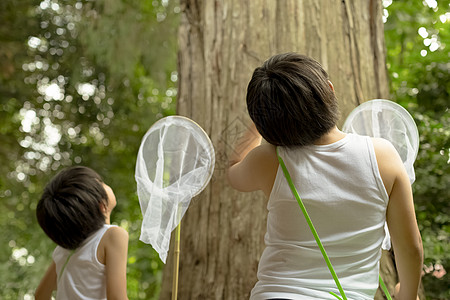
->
[228, 122, 262, 167]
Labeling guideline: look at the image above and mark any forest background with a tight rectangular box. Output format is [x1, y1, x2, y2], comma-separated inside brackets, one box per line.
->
[0, 0, 448, 299]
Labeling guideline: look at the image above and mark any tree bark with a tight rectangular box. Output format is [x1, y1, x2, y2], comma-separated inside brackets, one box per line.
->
[159, 1, 417, 299]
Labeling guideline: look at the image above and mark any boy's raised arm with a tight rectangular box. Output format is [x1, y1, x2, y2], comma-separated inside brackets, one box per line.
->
[227, 123, 278, 196]
[228, 122, 262, 167]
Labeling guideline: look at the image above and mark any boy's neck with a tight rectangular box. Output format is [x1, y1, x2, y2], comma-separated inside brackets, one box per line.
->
[313, 126, 346, 145]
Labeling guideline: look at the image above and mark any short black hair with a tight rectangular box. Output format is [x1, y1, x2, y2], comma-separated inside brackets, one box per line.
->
[246, 53, 339, 146]
[36, 166, 108, 249]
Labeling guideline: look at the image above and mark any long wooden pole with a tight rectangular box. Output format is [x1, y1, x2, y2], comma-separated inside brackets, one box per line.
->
[171, 222, 181, 300]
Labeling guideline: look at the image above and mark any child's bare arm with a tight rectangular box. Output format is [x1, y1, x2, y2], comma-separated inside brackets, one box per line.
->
[104, 226, 129, 300]
[374, 138, 423, 299]
[35, 261, 57, 300]
[387, 166, 423, 299]
[228, 122, 262, 167]
[227, 123, 278, 196]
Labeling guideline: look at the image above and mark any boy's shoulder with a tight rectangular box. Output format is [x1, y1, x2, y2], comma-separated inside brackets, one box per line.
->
[99, 226, 129, 251]
[371, 136, 394, 148]
[228, 143, 278, 195]
[371, 137, 404, 195]
[97, 226, 128, 264]
[252, 143, 277, 158]
[103, 226, 129, 242]
[371, 137, 399, 160]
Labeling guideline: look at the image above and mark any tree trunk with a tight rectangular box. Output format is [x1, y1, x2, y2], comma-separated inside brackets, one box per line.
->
[160, 1, 418, 299]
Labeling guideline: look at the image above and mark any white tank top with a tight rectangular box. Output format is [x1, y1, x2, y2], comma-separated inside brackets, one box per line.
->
[53, 224, 116, 300]
[250, 134, 389, 300]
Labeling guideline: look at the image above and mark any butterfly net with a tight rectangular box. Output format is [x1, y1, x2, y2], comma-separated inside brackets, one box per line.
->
[135, 116, 215, 263]
[343, 99, 419, 250]
[343, 99, 419, 184]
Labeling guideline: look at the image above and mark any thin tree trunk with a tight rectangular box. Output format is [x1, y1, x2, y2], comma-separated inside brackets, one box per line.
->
[159, 1, 418, 299]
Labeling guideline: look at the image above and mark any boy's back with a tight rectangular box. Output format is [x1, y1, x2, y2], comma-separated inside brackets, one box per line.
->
[53, 224, 117, 299]
[252, 134, 388, 299]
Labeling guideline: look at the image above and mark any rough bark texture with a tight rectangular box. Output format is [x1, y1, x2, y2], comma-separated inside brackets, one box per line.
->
[159, 1, 413, 299]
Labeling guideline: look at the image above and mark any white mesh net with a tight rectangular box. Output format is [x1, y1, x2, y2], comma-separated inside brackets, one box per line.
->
[343, 99, 419, 250]
[343, 99, 419, 184]
[135, 116, 215, 263]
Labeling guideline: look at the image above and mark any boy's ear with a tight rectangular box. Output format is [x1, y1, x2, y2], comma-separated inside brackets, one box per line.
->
[328, 80, 335, 92]
[99, 202, 107, 214]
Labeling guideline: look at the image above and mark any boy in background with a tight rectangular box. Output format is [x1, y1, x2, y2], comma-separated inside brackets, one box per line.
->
[35, 166, 129, 300]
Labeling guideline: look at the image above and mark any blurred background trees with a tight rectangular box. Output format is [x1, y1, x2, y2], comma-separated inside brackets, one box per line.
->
[0, 0, 178, 299]
[0, 0, 448, 299]
[384, 0, 449, 298]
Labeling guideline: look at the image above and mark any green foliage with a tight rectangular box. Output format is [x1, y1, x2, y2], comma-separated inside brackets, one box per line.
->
[384, 0, 449, 113]
[0, 0, 179, 299]
[384, 0, 449, 298]
[413, 109, 450, 300]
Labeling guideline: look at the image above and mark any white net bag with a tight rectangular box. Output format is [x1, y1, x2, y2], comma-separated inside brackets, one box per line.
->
[343, 99, 419, 184]
[343, 99, 419, 250]
[135, 116, 215, 263]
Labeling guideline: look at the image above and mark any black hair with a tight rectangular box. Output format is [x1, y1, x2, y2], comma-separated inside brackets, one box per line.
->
[36, 166, 108, 250]
[246, 52, 339, 146]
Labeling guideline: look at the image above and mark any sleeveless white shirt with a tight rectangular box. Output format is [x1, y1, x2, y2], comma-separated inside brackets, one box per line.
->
[250, 134, 389, 300]
[53, 224, 116, 300]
